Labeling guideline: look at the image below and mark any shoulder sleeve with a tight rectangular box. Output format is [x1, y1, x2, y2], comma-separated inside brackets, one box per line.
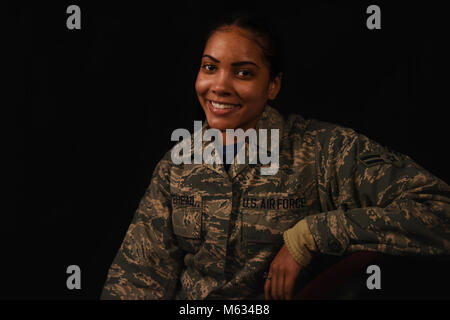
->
[101, 152, 183, 299]
[306, 126, 450, 257]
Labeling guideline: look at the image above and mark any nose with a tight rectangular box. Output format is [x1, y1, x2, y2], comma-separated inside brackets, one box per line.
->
[211, 70, 232, 97]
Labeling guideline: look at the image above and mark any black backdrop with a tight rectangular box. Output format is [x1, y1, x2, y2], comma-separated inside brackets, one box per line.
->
[11, 1, 448, 299]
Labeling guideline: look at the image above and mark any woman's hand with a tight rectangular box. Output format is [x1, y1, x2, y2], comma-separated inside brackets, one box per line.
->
[264, 244, 303, 300]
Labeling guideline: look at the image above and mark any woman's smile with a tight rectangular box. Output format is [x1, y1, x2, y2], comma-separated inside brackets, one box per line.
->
[208, 99, 242, 116]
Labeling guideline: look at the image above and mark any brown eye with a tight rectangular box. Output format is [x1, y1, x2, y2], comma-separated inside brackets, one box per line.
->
[236, 69, 253, 78]
[202, 64, 216, 72]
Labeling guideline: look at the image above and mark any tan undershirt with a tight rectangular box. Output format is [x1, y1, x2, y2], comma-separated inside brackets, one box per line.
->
[283, 219, 317, 267]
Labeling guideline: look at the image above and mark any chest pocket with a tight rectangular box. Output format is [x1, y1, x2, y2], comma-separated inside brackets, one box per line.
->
[241, 193, 309, 259]
[171, 194, 203, 252]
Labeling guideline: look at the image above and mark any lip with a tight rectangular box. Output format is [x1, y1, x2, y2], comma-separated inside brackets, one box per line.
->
[207, 100, 242, 116]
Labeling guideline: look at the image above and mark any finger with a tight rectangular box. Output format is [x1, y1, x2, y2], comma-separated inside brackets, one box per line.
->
[276, 270, 285, 300]
[270, 270, 278, 300]
[284, 275, 295, 300]
[264, 277, 271, 300]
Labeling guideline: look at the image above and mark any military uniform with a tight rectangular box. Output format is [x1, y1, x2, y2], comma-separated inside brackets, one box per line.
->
[101, 105, 450, 300]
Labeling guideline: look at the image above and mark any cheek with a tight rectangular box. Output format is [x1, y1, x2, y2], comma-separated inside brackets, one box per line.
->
[235, 82, 269, 103]
[195, 75, 209, 98]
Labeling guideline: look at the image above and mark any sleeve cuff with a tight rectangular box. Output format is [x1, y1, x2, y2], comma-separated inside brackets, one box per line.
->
[283, 219, 317, 267]
[305, 209, 350, 256]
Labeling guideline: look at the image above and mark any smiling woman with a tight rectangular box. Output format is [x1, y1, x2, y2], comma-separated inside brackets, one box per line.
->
[100, 12, 450, 300]
[196, 15, 283, 144]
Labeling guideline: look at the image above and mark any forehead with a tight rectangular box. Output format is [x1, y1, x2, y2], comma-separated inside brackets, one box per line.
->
[203, 27, 265, 64]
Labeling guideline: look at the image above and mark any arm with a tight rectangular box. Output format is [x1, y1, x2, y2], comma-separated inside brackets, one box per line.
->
[101, 154, 183, 299]
[267, 128, 450, 300]
[306, 130, 450, 257]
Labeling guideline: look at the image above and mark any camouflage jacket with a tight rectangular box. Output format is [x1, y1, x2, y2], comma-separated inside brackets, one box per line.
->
[101, 105, 450, 300]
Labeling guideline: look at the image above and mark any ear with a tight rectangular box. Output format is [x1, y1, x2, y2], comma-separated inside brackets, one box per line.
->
[268, 73, 282, 100]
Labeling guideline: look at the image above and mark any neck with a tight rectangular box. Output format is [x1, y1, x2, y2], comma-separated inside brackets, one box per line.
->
[220, 115, 262, 145]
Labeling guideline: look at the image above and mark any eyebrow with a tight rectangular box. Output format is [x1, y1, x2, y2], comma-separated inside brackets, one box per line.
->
[202, 55, 260, 68]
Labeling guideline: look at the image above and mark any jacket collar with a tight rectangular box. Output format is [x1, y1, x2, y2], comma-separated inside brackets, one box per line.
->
[197, 105, 285, 179]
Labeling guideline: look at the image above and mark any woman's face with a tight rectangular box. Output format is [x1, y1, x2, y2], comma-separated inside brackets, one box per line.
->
[195, 26, 281, 135]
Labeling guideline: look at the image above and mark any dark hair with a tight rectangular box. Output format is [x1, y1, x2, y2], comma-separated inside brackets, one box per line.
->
[204, 12, 283, 80]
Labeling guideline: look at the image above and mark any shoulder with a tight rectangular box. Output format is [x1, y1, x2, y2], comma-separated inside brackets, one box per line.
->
[284, 112, 361, 150]
[152, 149, 174, 182]
[307, 119, 359, 145]
[285, 113, 399, 167]
[305, 118, 409, 169]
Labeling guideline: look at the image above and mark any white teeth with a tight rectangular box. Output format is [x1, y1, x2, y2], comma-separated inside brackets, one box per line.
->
[211, 101, 239, 109]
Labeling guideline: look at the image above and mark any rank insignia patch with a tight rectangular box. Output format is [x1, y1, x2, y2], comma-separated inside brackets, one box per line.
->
[358, 153, 385, 167]
[358, 152, 404, 168]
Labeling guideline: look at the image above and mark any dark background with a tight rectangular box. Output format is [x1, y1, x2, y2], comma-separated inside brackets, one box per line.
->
[10, 1, 448, 299]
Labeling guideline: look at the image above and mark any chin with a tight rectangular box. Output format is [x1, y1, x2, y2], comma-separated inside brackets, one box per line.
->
[206, 118, 235, 131]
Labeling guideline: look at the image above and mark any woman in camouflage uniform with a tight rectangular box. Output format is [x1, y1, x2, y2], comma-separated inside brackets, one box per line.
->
[101, 13, 450, 300]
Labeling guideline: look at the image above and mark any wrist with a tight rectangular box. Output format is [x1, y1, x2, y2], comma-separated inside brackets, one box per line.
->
[283, 219, 317, 267]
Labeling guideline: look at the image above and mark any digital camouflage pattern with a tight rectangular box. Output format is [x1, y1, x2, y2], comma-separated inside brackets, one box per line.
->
[101, 105, 450, 299]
